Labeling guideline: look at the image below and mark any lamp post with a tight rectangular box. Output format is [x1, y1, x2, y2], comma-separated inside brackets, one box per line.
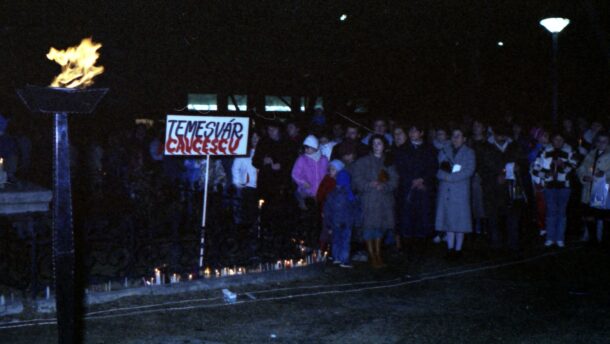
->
[540, 17, 570, 124]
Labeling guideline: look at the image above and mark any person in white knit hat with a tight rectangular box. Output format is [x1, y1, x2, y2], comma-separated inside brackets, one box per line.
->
[292, 135, 329, 206]
[291, 134, 329, 245]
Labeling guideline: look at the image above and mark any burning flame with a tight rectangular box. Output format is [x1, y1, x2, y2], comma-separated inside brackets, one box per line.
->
[46, 37, 104, 88]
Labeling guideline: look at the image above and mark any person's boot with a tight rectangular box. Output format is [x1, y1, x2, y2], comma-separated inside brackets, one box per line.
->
[395, 234, 403, 252]
[586, 221, 599, 248]
[374, 239, 386, 268]
[366, 240, 378, 267]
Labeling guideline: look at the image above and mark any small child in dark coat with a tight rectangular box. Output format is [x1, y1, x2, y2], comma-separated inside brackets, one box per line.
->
[323, 170, 360, 268]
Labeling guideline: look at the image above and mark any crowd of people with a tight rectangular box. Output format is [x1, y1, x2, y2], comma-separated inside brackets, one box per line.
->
[230, 113, 610, 268]
[1, 111, 609, 272]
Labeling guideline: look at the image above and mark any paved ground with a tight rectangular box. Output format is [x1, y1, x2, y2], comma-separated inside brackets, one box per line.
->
[1, 240, 609, 343]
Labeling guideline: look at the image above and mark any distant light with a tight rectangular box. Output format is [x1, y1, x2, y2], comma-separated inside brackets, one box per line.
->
[340, 14, 347, 22]
[264, 105, 291, 112]
[540, 17, 570, 34]
[497, 41, 504, 46]
[188, 104, 218, 111]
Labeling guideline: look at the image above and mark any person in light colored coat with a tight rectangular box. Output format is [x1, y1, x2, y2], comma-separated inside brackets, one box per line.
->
[435, 128, 475, 258]
[576, 131, 610, 245]
[231, 131, 260, 226]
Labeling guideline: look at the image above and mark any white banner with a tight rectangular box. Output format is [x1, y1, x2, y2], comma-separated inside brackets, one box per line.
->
[164, 115, 250, 156]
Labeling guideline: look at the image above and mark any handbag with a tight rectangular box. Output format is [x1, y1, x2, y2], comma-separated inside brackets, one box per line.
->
[590, 176, 610, 209]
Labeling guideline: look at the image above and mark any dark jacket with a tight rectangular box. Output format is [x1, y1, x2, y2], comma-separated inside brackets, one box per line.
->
[323, 186, 360, 229]
[252, 137, 294, 198]
[330, 138, 369, 161]
[468, 138, 492, 175]
[479, 141, 527, 216]
[392, 142, 438, 193]
[392, 142, 438, 236]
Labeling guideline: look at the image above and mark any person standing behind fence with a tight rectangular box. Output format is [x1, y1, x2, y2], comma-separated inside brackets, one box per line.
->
[252, 121, 294, 226]
[291, 135, 329, 209]
[435, 128, 475, 259]
[291, 135, 328, 248]
[232, 131, 260, 228]
[352, 135, 399, 268]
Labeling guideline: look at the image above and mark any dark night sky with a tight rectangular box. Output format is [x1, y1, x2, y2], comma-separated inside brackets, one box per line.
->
[0, 1, 609, 124]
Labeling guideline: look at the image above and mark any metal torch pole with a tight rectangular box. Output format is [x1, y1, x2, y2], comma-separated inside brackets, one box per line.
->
[53, 112, 76, 344]
[198, 155, 211, 273]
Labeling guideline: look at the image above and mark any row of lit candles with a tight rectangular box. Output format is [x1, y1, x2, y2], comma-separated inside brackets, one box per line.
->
[143, 250, 328, 287]
[31, 250, 329, 298]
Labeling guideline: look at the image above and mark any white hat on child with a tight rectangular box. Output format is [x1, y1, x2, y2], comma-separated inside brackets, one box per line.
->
[303, 135, 319, 149]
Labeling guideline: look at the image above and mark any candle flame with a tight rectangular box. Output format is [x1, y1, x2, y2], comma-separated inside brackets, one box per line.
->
[46, 37, 104, 88]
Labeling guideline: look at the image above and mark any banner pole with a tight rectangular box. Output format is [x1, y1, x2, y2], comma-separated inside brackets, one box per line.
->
[198, 155, 211, 273]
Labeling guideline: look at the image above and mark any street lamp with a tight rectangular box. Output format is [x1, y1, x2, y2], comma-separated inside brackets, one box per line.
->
[540, 17, 570, 124]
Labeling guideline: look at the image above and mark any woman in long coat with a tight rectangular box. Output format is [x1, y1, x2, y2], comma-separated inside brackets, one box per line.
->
[352, 134, 399, 268]
[436, 128, 475, 258]
[392, 124, 438, 245]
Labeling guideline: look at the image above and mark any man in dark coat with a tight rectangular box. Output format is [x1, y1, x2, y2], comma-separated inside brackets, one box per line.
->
[480, 125, 528, 251]
[330, 124, 369, 163]
[393, 124, 438, 239]
[284, 119, 303, 164]
[468, 120, 493, 235]
[252, 121, 295, 228]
